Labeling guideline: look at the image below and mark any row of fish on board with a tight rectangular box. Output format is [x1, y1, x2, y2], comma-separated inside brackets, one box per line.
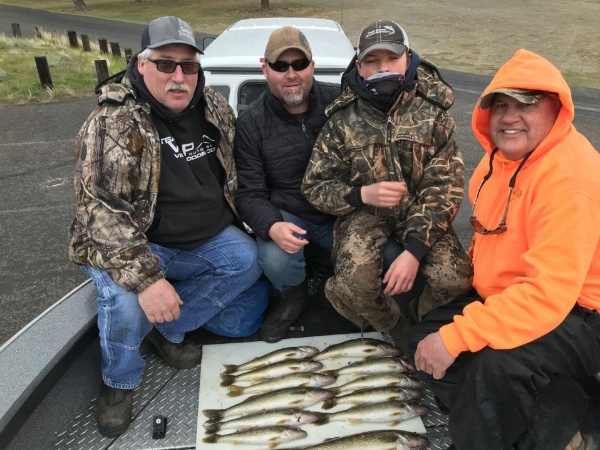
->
[201, 337, 432, 449]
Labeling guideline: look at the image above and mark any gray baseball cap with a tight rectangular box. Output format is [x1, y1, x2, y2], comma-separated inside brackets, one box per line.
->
[357, 20, 409, 63]
[141, 16, 203, 54]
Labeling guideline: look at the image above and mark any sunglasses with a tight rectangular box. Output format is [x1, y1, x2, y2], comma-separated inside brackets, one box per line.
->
[267, 58, 311, 73]
[147, 58, 201, 74]
[470, 148, 533, 235]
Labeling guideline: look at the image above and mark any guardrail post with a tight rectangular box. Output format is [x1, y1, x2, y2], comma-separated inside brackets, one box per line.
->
[81, 34, 91, 52]
[98, 38, 108, 55]
[95, 60, 109, 83]
[124, 48, 132, 63]
[11, 23, 21, 37]
[35, 56, 53, 90]
[110, 42, 121, 57]
[67, 30, 78, 47]
[35, 26, 43, 39]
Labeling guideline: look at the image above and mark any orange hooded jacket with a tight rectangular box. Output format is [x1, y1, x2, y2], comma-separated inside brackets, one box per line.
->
[440, 49, 600, 357]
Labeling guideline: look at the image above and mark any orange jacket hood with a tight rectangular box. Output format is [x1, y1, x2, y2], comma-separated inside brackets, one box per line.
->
[472, 49, 574, 164]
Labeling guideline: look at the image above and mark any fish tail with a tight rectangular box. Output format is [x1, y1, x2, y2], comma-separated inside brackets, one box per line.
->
[220, 374, 235, 387]
[312, 412, 329, 426]
[202, 434, 218, 443]
[321, 399, 336, 410]
[204, 423, 220, 434]
[226, 385, 243, 397]
[222, 364, 238, 374]
[330, 386, 341, 395]
[202, 409, 223, 421]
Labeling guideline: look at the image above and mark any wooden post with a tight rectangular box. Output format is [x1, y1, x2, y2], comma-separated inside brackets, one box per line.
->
[95, 60, 109, 83]
[35, 56, 53, 90]
[67, 31, 78, 47]
[81, 34, 91, 52]
[11, 23, 21, 37]
[98, 38, 108, 55]
[110, 42, 121, 58]
[124, 48, 132, 63]
[34, 27, 43, 39]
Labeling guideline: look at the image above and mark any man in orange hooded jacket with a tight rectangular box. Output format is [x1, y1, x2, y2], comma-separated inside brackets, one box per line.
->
[407, 49, 600, 449]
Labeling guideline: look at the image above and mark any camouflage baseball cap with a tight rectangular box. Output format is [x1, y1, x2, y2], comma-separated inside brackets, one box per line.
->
[264, 26, 312, 63]
[478, 88, 548, 109]
[141, 16, 203, 54]
[357, 20, 409, 63]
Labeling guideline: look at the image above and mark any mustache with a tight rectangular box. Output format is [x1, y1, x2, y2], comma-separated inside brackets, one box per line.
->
[165, 82, 190, 93]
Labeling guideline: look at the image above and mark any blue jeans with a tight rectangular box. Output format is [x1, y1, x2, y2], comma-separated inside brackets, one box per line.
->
[256, 210, 405, 291]
[83, 225, 269, 389]
[256, 210, 334, 291]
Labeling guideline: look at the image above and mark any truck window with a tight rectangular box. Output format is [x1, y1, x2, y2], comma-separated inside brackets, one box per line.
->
[238, 81, 268, 115]
[210, 85, 230, 102]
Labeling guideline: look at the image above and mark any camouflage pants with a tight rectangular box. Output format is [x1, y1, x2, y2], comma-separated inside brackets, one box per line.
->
[325, 209, 473, 332]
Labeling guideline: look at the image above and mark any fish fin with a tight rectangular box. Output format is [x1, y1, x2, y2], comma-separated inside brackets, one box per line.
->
[321, 399, 336, 410]
[202, 409, 223, 421]
[220, 374, 235, 387]
[222, 364, 238, 374]
[313, 413, 328, 425]
[202, 434, 218, 443]
[346, 419, 362, 425]
[390, 420, 402, 427]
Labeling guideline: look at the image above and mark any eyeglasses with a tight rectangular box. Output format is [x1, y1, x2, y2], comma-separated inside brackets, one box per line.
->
[267, 58, 311, 73]
[470, 148, 533, 235]
[147, 58, 201, 74]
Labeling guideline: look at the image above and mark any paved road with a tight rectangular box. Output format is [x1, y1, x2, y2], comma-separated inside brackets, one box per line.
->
[1, 5, 599, 346]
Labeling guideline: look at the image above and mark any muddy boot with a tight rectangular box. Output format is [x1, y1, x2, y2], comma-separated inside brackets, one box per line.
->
[95, 384, 134, 437]
[261, 280, 309, 343]
[145, 328, 202, 369]
[387, 315, 413, 355]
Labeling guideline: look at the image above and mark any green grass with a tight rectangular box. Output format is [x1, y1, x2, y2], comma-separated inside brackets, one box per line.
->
[0, 31, 127, 104]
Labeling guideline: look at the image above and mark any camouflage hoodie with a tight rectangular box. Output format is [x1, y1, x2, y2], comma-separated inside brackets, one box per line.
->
[68, 69, 236, 293]
[302, 54, 465, 258]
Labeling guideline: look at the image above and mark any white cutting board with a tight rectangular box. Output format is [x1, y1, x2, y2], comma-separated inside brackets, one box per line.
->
[196, 332, 427, 449]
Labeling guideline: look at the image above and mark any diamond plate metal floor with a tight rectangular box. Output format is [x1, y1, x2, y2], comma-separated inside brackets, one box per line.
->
[46, 347, 451, 450]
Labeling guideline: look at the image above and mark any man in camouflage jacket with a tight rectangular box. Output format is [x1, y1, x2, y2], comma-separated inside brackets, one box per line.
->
[302, 20, 473, 351]
[68, 16, 268, 437]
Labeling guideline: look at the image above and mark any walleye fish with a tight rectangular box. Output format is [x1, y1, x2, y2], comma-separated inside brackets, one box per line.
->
[314, 401, 430, 426]
[202, 387, 334, 422]
[203, 408, 320, 434]
[321, 386, 422, 410]
[227, 372, 337, 398]
[222, 346, 320, 374]
[313, 338, 401, 361]
[328, 356, 414, 378]
[220, 359, 323, 387]
[202, 425, 307, 448]
[331, 373, 424, 394]
[284, 429, 430, 450]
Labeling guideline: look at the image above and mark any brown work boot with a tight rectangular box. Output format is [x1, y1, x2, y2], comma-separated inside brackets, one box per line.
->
[95, 384, 134, 437]
[387, 315, 413, 355]
[145, 328, 202, 369]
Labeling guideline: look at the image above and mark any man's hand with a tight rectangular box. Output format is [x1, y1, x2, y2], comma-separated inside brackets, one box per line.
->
[138, 278, 183, 324]
[414, 332, 455, 379]
[382, 250, 419, 295]
[361, 181, 407, 208]
[269, 222, 309, 254]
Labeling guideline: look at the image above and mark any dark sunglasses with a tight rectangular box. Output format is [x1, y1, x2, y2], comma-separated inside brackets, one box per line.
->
[147, 58, 201, 74]
[470, 148, 533, 235]
[267, 58, 311, 73]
